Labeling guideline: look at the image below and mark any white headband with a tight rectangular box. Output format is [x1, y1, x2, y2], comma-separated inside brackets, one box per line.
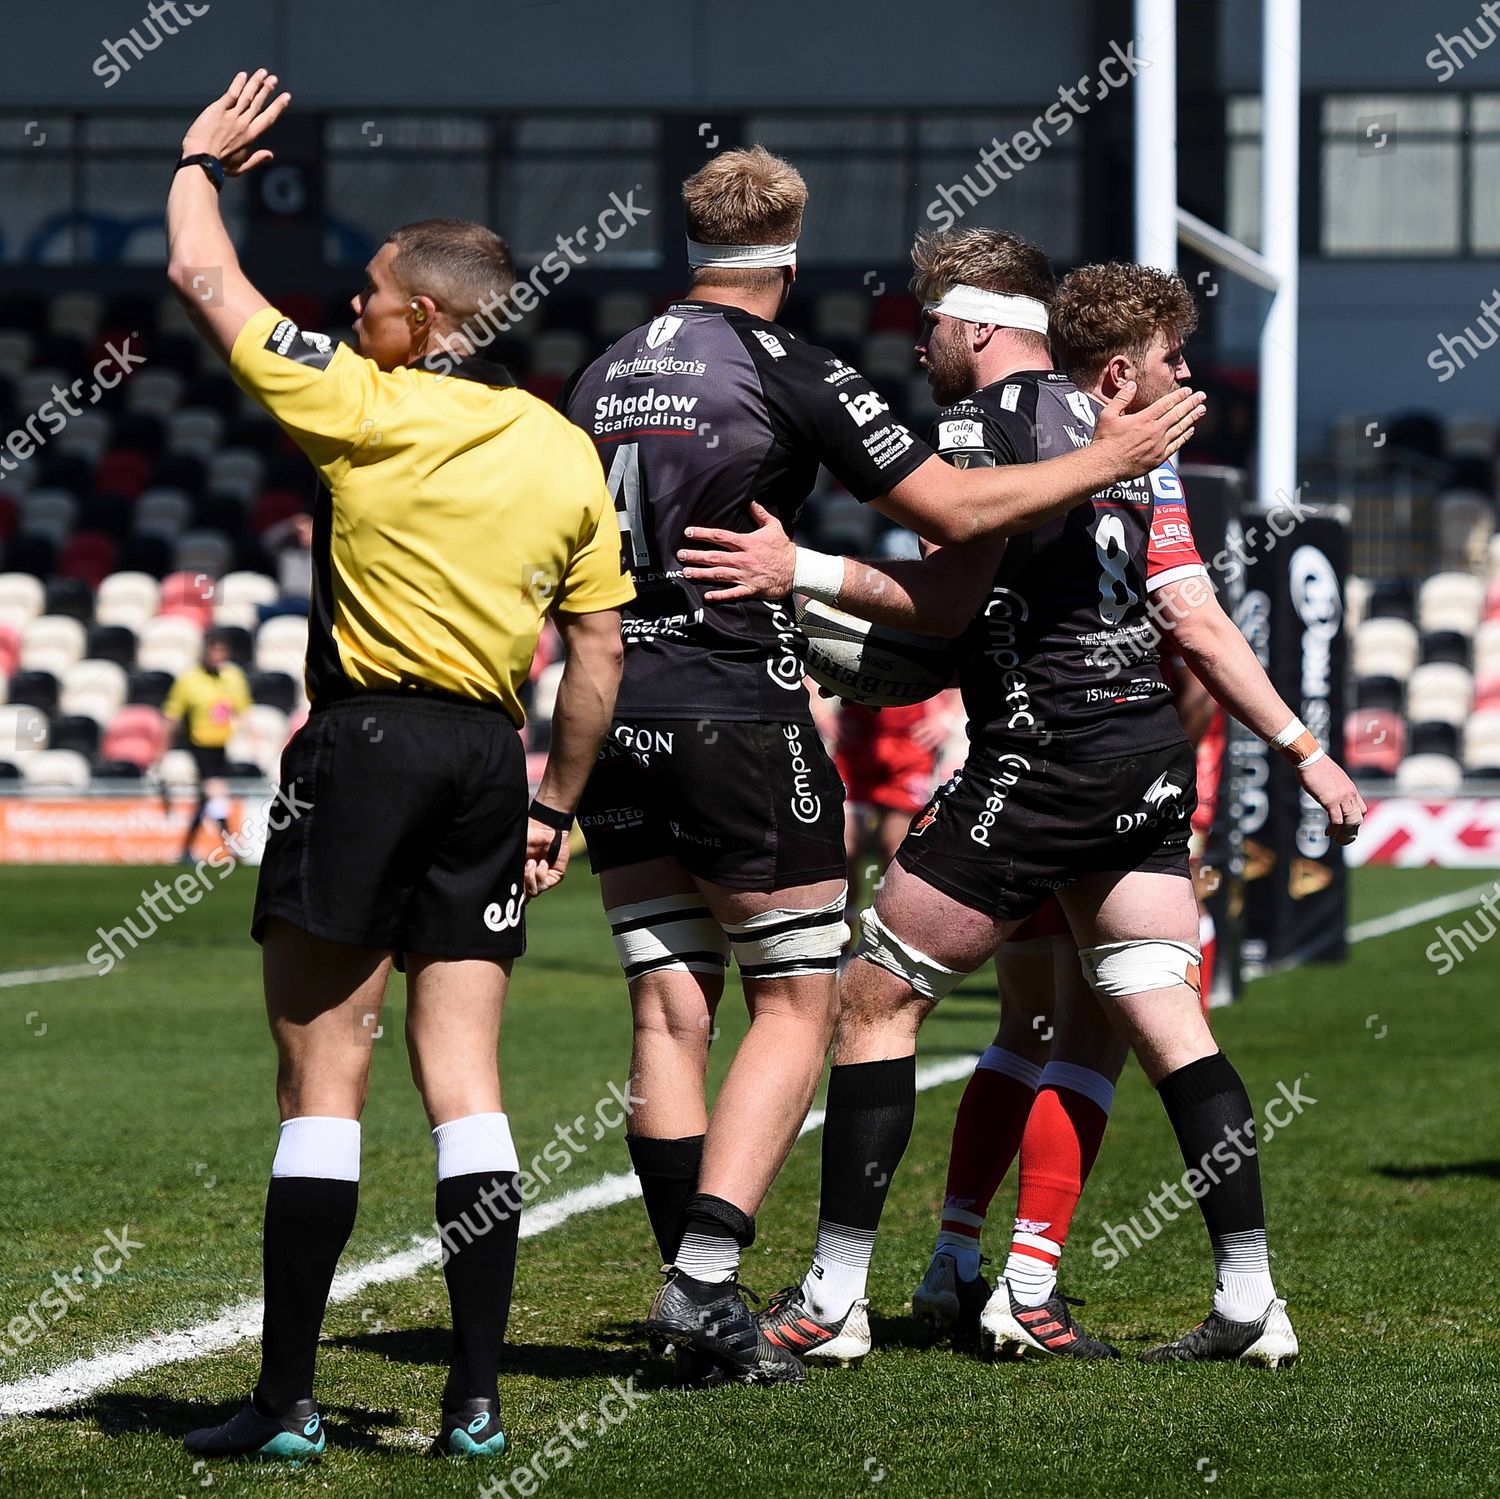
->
[927, 283, 1049, 334]
[686, 237, 798, 269]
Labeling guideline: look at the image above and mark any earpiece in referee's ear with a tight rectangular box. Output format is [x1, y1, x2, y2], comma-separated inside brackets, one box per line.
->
[410, 301, 427, 324]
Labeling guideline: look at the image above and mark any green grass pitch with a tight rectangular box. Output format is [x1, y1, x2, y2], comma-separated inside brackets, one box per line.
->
[0, 863, 1496, 1497]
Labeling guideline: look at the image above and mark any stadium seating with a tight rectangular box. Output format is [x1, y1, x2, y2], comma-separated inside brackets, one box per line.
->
[0, 287, 1496, 794]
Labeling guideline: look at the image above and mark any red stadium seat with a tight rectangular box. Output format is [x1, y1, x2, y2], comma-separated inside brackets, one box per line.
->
[1473, 667, 1500, 710]
[252, 488, 307, 535]
[1344, 708, 1405, 777]
[94, 449, 152, 500]
[869, 290, 922, 334]
[157, 569, 215, 625]
[271, 292, 323, 333]
[100, 704, 168, 768]
[58, 531, 117, 590]
[524, 371, 567, 405]
[1486, 577, 1500, 622]
[0, 623, 20, 679]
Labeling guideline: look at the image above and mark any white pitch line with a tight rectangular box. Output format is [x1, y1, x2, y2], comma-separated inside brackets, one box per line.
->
[1347, 879, 1498, 945]
[0, 1055, 977, 1420]
[0, 962, 100, 990]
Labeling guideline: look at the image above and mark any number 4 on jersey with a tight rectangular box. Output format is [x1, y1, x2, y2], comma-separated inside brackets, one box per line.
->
[607, 440, 652, 571]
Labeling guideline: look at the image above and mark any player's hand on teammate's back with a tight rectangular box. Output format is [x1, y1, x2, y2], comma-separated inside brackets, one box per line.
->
[678, 501, 794, 602]
[1298, 756, 1367, 845]
[524, 818, 571, 898]
[181, 69, 293, 177]
[1092, 382, 1207, 481]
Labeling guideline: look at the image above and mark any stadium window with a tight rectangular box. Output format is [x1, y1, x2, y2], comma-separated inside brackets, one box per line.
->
[745, 115, 909, 263]
[1320, 93, 1463, 256]
[325, 115, 493, 268]
[1472, 95, 1500, 252]
[916, 113, 1083, 264]
[0, 114, 78, 264]
[1225, 96, 1261, 252]
[497, 115, 661, 268]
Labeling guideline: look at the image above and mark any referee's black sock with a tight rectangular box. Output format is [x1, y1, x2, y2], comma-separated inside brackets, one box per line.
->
[436, 1171, 521, 1406]
[432, 1112, 522, 1408]
[1156, 1052, 1277, 1322]
[626, 1133, 703, 1262]
[252, 1119, 362, 1418]
[799, 1056, 916, 1321]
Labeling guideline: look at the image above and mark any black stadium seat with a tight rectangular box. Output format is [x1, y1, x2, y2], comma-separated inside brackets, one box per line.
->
[1421, 629, 1471, 666]
[5, 534, 57, 578]
[248, 669, 297, 713]
[1355, 675, 1405, 714]
[1366, 579, 1416, 621]
[79, 494, 133, 540]
[215, 624, 254, 665]
[44, 577, 94, 624]
[126, 669, 174, 708]
[0, 761, 23, 781]
[7, 670, 60, 714]
[113, 413, 166, 458]
[85, 624, 138, 666]
[151, 454, 206, 494]
[116, 534, 173, 579]
[37, 454, 93, 498]
[48, 715, 101, 757]
[93, 758, 144, 782]
[1409, 721, 1461, 759]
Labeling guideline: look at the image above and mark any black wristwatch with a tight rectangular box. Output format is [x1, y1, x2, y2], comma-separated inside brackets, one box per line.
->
[176, 153, 225, 191]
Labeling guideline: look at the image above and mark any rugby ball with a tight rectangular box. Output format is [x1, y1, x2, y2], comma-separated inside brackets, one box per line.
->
[796, 597, 957, 707]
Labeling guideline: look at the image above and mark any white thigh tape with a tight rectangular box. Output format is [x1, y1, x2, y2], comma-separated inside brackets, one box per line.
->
[725, 894, 849, 979]
[607, 895, 730, 981]
[853, 906, 965, 1001]
[1078, 940, 1202, 998]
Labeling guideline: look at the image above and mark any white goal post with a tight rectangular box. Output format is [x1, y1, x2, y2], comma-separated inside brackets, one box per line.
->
[1133, 0, 1301, 515]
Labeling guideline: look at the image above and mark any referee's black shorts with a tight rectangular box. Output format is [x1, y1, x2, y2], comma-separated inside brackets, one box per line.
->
[252, 692, 530, 960]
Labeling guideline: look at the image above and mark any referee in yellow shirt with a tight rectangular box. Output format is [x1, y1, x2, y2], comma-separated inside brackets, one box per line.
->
[161, 631, 250, 861]
[165, 72, 632, 1464]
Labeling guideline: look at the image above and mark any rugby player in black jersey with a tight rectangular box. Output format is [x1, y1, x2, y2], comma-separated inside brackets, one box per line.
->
[680, 236, 1363, 1369]
[565, 150, 1205, 1385]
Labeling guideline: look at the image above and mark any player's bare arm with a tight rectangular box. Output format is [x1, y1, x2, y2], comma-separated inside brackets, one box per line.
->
[166, 70, 290, 360]
[1156, 576, 1366, 843]
[875, 381, 1206, 547]
[678, 501, 1000, 635]
[525, 607, 626, 897]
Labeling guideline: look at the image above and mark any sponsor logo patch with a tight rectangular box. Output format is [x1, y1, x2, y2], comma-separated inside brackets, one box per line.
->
[938, 418, 985, 450]
[264, 319, 336, 370]
[754, 329, 787, 359]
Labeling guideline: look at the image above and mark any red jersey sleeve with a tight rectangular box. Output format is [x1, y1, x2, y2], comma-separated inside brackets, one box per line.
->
[1145, 460, 1210, 592]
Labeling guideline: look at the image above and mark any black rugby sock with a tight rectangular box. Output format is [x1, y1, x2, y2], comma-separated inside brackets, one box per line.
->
[437, 1171, 522, 1406]
[626, 1133, 703, 1262]
[253, 1177, 358, 1416]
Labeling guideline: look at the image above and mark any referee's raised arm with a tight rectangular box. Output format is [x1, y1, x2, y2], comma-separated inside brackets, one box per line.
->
[169, 74, 632, 1466]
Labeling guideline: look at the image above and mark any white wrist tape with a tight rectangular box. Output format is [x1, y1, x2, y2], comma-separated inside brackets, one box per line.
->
[1271, 715, 1323, 767]
[1297, 746, 1327, 768]
[792, 547, 844, 606]
[1271, 717, 1308, 749]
